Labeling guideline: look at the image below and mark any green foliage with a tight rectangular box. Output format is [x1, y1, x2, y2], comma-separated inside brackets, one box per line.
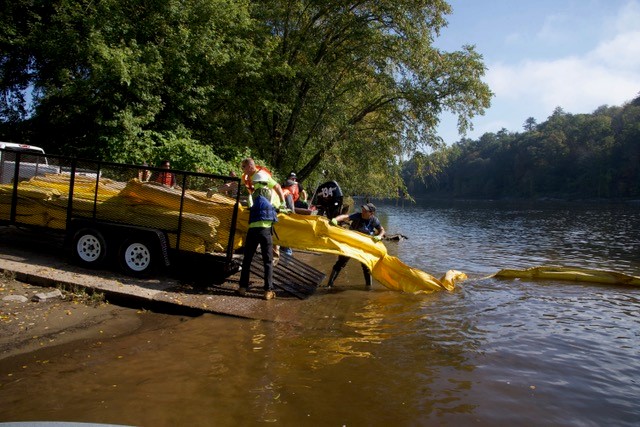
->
[1, 0, 492, 198]
[239, 0, 491, 195]
[407, 96, 640, 199]
[2, 0, 260, 158]
[149, 131, 229, 174]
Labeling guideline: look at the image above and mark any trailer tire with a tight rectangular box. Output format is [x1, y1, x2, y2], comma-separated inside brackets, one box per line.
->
[72, 229, 107, 268]
[118, 238, 157, 276]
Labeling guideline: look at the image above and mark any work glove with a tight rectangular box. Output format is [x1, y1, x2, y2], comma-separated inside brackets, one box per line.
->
[372, 235, 382, 243]
[278, 208, 292, 214]
[330, 218, 338, 226]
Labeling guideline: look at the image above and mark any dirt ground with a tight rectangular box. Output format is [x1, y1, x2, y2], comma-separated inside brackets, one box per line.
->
[0, 272, 144, 360]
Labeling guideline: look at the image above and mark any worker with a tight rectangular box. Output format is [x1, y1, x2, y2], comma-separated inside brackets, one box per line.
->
[236, 173, 279, 300]
[155, 160, 176, 188]
[311, 180, 343, 219]
[217, 170, 239, 197]
[138, 162, 151, 182]
[326, 202, 385, 288]
[240, 158, 287, 260]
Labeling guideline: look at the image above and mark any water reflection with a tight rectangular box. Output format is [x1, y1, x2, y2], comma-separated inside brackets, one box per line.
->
[1, 201, 639, 425]
[305, 292, 429, 367]
[380, 199, 640, 277]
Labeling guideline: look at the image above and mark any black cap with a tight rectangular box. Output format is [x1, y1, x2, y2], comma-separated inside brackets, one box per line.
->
[361, 202, 376, 212]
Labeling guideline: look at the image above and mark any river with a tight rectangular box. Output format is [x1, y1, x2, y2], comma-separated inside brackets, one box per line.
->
[1, 200, 639, 426]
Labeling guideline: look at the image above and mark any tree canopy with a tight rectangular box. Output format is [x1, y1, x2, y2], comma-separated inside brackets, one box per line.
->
[1, 0, 491, 195]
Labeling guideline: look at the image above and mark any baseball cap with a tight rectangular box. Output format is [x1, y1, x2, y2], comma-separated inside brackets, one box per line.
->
[361, 202, 376, 212]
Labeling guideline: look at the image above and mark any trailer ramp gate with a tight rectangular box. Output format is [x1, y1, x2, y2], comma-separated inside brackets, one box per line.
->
[248, 251, 326, 299]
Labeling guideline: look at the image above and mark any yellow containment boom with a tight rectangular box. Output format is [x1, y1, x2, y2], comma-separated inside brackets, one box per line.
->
[492, 266, 640, 286]
[235, 208, 467, 292]
[13, 176, 637, 292]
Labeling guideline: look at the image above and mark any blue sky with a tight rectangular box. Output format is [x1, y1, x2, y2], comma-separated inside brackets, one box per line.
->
[435, 0, 640, 144]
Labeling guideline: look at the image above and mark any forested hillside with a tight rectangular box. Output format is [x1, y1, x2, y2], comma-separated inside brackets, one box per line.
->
[404, 96, 640, 200]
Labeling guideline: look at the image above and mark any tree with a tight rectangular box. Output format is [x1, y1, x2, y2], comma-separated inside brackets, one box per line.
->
[2, 0, 259, 169]
[523, 117, 537, 132]
[1, 0, 492, 194]
[234, 0, 492, 195]
[0, 0, 37, 129]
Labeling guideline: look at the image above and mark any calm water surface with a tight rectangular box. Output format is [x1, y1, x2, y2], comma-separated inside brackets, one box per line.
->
[1, 200, 639, 426]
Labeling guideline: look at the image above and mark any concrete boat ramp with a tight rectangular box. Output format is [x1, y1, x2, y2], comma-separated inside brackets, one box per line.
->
[0, 227, 329, 324]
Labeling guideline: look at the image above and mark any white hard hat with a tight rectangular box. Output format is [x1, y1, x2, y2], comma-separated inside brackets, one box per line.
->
[252, 170, 270, 184]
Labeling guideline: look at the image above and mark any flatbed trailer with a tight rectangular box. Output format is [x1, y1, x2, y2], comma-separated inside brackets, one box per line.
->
[0, 147, 242, 279]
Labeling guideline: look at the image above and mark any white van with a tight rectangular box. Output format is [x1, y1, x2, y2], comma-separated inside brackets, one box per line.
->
[0, 142, 59, 184]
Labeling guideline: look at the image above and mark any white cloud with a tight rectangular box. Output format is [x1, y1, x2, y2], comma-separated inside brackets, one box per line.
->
[486, 24, 640, 116]
[437, 0, 640, 143]
[488, 58, 638, 112]
[589, 31, 640, 70]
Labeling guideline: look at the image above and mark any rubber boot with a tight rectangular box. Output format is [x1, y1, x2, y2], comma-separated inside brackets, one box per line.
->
[364, 271, 372, 289]
[327, 269, 339, 287]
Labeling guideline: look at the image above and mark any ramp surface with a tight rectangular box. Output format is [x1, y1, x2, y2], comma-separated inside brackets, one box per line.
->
[245, 251, 325, 299]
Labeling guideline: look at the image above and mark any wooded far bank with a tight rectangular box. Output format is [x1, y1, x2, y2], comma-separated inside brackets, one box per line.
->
[404, 97, 640, 201]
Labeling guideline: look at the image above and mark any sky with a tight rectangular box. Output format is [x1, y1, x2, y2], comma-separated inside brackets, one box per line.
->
[434, 0, 640, 144]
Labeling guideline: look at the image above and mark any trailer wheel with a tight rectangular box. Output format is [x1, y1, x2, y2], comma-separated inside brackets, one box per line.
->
[73, 229, 107, 267]
[119, 238, 156, 276]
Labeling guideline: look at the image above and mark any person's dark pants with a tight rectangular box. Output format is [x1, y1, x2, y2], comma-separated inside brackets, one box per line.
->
[239, 226, 274, 291]
[327, 255, 372, 287]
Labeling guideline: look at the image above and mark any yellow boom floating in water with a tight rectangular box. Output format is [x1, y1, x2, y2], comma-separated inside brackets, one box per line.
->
[236, 208, 467, 293]
[492, 266, 640, 286]
[243, 209, 639, 291]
